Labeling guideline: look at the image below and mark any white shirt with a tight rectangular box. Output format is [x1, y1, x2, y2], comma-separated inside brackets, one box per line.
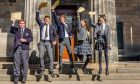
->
[42, 25, 50, 40]
[63, 23, 69, 37]
[102, 23, 105, 31]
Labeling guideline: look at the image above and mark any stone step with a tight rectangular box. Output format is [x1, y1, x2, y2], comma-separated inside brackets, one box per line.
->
[1, 68, 140, 75]
[0, 74, 140, 81]
[0, 68, 117, 75]
[117, 68, 140, 74]
[1, 62, 140, 69]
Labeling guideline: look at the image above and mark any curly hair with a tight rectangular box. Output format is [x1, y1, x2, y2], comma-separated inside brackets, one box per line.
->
[81, 19, 91, 32]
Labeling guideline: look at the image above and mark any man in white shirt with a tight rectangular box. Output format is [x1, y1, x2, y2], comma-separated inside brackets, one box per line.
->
[36, 11, 57, 78]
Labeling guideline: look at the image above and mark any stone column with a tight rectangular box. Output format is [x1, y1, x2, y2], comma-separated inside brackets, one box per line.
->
[24, 0, 51, 63]
[94, 0, 118, 62]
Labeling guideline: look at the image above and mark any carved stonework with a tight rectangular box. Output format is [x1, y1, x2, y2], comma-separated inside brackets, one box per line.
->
[24, 0, 51, 63]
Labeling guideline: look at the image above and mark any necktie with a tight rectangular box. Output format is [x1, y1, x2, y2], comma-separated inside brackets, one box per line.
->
[21, 28, 24, 38]
[45, 24, 48, 38]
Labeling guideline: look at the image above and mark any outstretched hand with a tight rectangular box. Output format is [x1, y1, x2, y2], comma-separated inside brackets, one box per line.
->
[88, 11, 96, 18]
[38, 2, 48, 11]
[77, 6, 85, 13]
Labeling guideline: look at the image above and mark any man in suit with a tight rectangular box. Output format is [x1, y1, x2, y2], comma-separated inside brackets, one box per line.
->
[10, 19, 33, 83]
[52, 9, 76, 73]
[94, 15, 111, 75]
[36, 10, 57, 77]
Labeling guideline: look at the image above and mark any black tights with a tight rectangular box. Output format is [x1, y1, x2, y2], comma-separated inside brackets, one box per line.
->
[83, 55, 91, 69]
[99, 51, 109, 71]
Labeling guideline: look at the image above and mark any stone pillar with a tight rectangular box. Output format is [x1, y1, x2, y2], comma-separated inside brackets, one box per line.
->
[24, 0, 51, 63]
[94, 0, 118, 62]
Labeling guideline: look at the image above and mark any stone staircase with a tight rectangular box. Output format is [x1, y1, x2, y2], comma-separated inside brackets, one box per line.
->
[0, 62, 140, 82]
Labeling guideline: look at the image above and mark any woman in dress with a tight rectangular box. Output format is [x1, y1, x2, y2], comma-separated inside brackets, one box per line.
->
[74, 12, 92, 74]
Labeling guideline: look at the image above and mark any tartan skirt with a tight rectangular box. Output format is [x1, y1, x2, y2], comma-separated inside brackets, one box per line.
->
[74, 40, 92, 55]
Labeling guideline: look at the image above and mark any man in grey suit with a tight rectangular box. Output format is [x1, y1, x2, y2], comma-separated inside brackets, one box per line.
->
[36, 9, 57, 77]
[91, 14, 111, 75]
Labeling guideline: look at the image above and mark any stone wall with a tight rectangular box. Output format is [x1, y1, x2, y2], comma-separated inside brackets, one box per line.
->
[0, 0, 24, 57]
[116, 0, 140, 56]
[94, 0, 118, 62]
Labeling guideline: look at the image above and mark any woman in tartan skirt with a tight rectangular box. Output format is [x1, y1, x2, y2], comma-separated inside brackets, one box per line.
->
[90, 13, 111, 75]
[74, 12, 92, 74]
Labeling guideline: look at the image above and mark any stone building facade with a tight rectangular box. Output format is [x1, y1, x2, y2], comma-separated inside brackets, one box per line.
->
[115, 0, 140, 59]
[0, 0, 139, 62]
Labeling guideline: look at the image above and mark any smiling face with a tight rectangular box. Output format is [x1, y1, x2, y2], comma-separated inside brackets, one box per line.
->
[59, 15, 66, 24]
[19, 20, 25, 29]
[44, 16, 50, 25]
[99, 17, 106, 25]
[81, 20, 86, 27]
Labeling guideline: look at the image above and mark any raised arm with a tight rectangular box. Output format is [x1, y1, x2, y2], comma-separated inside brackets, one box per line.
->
[36, 11, 43, 27]
[10, 19, 18, 34]
[89, 11, 96, 28]
[52, 10, 61, 29]
[77, 13, 82, 31]
[90, 17, 96, 28]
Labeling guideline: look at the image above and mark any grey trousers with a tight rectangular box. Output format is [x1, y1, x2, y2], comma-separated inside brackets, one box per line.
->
[14, 46, 29, 76]
[38, 41, 54, 71]
[59, 37, 73, 67]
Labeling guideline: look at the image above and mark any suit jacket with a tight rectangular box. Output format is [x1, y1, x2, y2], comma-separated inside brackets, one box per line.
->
[90, 19, 111, 45]
[10, 27, 33, 51]
[36, 12, 57, 43]
[52, 11, 72, 40]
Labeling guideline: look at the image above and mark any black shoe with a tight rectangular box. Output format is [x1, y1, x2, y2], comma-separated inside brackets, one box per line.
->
[22, 75, 27, 83]
[39, 70, 44, 76]
[49, 71, 55, 78]
[70, 64, 76, 73]
[98, 70, 102, 75]
[82, 68, 88, 74]
[105, 69, 109, 75]
[97, 75, 102, 81]
[59, 66, 63, 73]
[14, 75, 19, 84]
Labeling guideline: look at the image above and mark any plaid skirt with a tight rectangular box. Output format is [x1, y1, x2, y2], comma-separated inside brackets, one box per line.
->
[74, 40, 92, 55]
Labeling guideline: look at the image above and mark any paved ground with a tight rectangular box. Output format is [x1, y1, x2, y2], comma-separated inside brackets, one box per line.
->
[1, 80, 140, 84]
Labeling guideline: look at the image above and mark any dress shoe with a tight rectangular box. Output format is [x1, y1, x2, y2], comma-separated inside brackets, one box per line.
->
[98, 70, 102, 75]
[82, 68, 88, 74]
[70, 64, 76, 73]
[14, 75, 19, 84]
[39, 70, 44, 76]
[105, 69, 109, 75]
[49, 71, 55, 78]
[97, 75, 102, 81]
[22, 75, 27, 83]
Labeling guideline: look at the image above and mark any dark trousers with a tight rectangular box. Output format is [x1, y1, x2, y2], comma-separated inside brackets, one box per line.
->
[14, 46, 29, 76]
[98, 50, 109, 72]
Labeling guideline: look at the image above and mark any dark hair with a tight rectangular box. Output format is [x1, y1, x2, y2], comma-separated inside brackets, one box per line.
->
[81, 19, 91, 32]
[98, 14, 107, 25]
[44, 15, 50, 20]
